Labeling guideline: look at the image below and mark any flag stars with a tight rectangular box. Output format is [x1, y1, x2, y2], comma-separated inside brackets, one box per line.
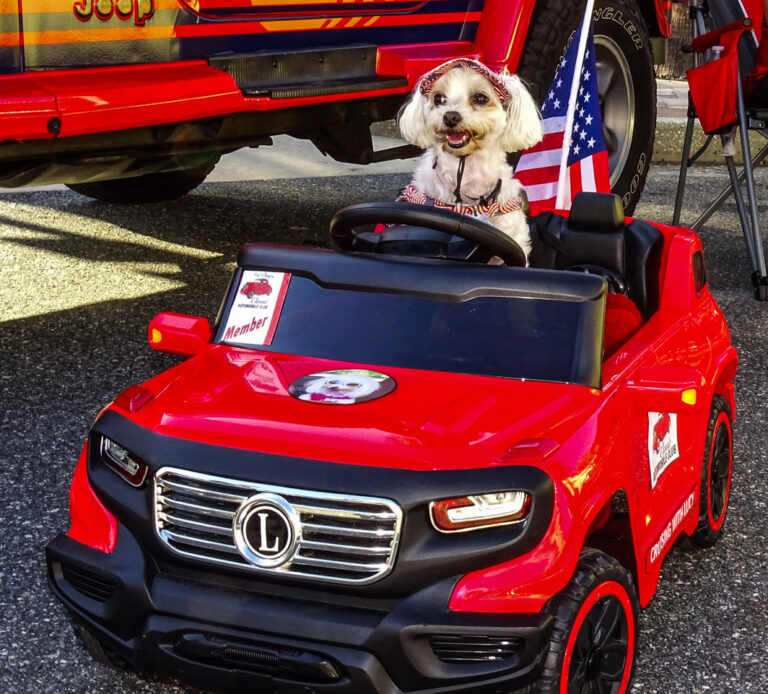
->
[548, 90, 555, 101]
[584, 93, 591, 103]
[573, 144, 581, 155]
[557, 78, 563, 88]
[553, 98, 561, 109]
[588, 137, 596, 148]
[583, 70, 591, 81]
[585, 114, 593, 125]
[579, 108, 585, 118]
[580, 130, 587, 140]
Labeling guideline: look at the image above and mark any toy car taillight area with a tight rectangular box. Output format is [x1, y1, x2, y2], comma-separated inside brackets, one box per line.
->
[46, 194, 737, 694]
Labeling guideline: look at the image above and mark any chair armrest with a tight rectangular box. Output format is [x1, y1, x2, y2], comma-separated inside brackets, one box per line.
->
[692, 18, 753, 53]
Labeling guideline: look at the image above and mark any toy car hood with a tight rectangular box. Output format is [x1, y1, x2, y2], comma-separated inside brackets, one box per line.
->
[119, 347, 601, 471]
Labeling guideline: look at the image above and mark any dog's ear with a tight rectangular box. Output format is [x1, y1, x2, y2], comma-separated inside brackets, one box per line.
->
[500, 74, 543, 152]
[397, 89, 432, 149]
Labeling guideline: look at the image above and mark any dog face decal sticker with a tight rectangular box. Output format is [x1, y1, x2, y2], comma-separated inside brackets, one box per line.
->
[289, 370, 396, 405]
[648, 412, 680, 488]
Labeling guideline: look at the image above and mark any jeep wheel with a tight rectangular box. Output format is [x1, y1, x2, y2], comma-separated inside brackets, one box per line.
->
[67, 156, 219, 204]
[685, 395, 733, 549]
[517, 0, 655, 214]
[530, 550, 638, 694]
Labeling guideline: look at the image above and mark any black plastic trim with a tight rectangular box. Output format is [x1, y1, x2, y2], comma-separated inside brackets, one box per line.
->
[236, 242, 606, 303]
[86, 411, 555, 598]
[47, 531, 553, 693]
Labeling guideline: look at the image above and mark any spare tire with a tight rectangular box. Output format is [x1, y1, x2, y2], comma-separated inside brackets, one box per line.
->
[517, 0, 655, 214]
[67, 155, 220, 204]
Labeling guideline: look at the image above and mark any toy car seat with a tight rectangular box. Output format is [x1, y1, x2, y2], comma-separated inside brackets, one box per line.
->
[528, 192, 664, 321]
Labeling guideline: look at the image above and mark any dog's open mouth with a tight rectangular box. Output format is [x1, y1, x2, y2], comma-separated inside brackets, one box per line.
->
[444, 130, 473, 149]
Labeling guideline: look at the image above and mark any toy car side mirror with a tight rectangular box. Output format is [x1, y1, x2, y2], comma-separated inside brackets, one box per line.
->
[148, 312, 211, 357]
[622, 366, 705, 413]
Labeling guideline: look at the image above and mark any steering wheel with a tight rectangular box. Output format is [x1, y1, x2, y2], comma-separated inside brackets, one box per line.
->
[568, 264, 628, 295]
[330, 202, 527, 268]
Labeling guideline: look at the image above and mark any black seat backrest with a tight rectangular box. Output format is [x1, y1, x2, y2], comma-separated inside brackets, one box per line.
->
[528, 192, 663, 320]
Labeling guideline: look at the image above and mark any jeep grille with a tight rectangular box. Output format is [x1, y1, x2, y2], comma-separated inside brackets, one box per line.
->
[153, 467, 402, 585]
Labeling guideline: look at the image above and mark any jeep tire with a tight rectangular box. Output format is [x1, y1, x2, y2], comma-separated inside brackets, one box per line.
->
[518, 0, 656, 215]
[530, 549, 639, 693]
[67, 155, 220, 204]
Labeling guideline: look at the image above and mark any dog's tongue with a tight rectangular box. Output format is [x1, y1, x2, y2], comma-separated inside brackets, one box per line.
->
[447, 131, 469, 145]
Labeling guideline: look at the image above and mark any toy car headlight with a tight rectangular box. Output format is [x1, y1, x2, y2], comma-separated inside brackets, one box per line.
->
[430, 492, 530, 533]
[99, 436, 149, 487]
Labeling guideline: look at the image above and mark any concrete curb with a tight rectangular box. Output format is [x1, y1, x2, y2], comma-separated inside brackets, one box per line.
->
[654, 120, 768, 166]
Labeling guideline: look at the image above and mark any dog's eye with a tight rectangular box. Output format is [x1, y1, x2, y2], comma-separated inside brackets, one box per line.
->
[433, 93, 447, 106]
[473, 93, 490, 105]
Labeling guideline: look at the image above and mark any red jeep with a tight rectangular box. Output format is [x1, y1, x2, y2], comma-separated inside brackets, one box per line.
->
[46, 194, 737, 693]
[0, 0, 671, 211]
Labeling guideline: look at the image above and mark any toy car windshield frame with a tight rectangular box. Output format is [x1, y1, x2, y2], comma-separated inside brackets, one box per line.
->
[214, 245, 607, 388]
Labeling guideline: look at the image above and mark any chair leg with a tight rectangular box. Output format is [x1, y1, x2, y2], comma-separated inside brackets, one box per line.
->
[691, 142, 768, 230]
[724, 154, 760, 270]
[735, 75, 768, 297]
[673, 114, 697, 226]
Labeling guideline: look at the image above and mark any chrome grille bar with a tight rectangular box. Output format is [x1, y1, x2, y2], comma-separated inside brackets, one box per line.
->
[154, 467, 403, 585]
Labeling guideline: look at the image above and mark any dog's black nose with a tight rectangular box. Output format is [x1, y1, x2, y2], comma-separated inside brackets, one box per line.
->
[442, 111, 463, 128]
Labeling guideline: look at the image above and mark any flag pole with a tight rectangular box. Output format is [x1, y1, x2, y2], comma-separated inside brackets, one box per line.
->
[555, 0, 596, 209]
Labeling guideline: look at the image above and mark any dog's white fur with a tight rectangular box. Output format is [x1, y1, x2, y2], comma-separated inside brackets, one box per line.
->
[398, 66, 542, 260]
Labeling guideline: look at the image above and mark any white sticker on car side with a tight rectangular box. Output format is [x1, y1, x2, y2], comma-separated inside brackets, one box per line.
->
[648, 411, 680, 488]
[221, 271, 290, 347]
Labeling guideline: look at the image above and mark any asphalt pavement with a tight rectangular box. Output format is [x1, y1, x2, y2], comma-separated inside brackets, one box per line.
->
[1, 157, 768, 693]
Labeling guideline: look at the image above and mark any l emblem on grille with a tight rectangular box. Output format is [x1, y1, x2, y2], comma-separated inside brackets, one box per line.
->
[233, 493, 300, 568]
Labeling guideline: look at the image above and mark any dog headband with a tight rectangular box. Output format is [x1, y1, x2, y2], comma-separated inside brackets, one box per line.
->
[417, 59, 511, 106]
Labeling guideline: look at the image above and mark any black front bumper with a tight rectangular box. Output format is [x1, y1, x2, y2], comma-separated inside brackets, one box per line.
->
[47, 528, 552, 693]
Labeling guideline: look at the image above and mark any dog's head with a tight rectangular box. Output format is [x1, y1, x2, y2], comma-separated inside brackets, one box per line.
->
[398, 59, 542, 155]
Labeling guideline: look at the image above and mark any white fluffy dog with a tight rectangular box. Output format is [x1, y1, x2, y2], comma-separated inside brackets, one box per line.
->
[397, 59, 543, 261]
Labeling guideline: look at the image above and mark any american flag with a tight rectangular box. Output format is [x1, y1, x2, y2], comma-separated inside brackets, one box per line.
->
[516, 20, 610, 210]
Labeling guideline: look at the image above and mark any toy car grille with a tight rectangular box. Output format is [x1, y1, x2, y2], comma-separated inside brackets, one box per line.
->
[153, 467, 402, 585]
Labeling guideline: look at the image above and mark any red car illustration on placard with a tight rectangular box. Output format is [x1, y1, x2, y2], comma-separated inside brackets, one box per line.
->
[240, 278, 273, 299]
[653, 413, 672, 452]
[46, 194, 737, 694]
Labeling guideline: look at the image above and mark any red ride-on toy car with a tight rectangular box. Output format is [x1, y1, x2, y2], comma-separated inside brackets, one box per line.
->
[46, 193, 737, 694]
[240, 277, 273, 299]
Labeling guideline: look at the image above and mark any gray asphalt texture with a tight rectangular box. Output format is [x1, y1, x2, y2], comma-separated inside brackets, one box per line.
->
[1, 164, 767, 693]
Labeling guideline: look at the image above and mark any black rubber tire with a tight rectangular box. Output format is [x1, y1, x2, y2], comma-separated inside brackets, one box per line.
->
[684, 395, 733, 549]
[529, 549, 639, 694]
[74, 623, 133, 672]
[517, 0, 656, 214]
[67, 156, 219, 204]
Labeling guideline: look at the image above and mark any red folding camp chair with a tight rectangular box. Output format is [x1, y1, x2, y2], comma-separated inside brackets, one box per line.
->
[673, 0, 768, 299]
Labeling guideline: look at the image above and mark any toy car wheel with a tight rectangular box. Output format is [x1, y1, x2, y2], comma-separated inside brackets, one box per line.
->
[685, 395, 733, 549]
[531, 550, 638, 694]
[66, 155, 219, 204]
[517, 0, 655, 215]
[247, 291, 256, 299]
[74, 623, 133, 672]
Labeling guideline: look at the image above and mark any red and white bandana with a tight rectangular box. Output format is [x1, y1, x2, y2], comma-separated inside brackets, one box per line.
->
[397, 183, 523, 218]
[417, 59, 511, 106]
